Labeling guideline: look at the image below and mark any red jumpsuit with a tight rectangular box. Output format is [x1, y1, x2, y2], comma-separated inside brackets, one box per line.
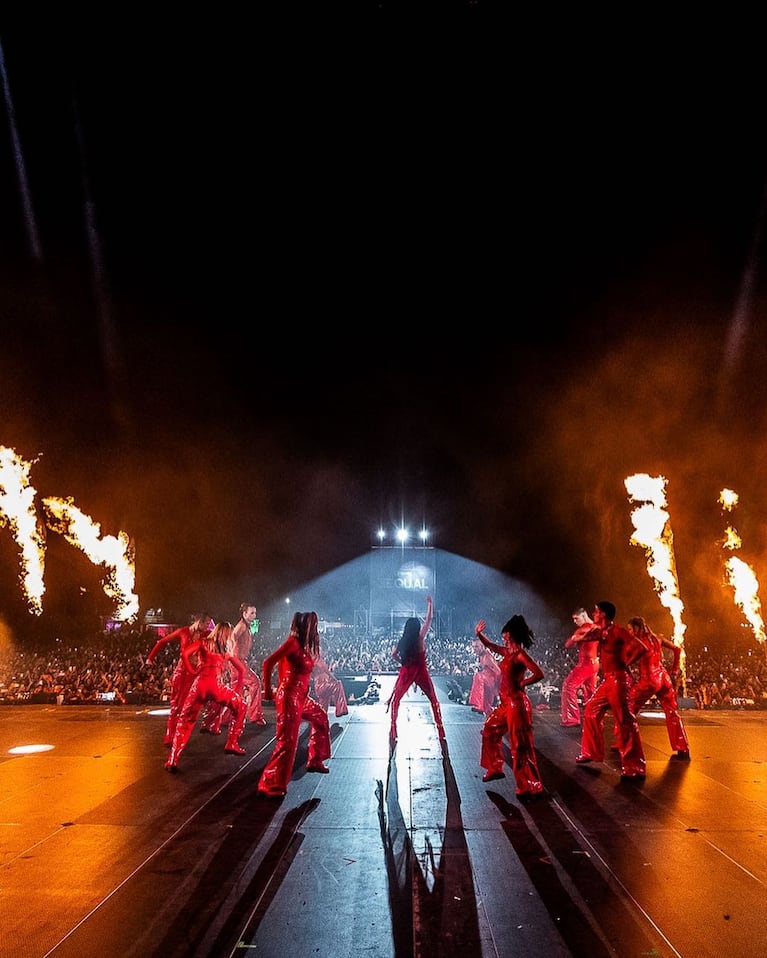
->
[577, 623, 646, 778]
[165, 644, 247, 769]
[388, 657, 444, 739]
[387, 597, 443, 741]
[312, 658, 349, 716]
[257, 637, 331, 797]
[560, 623, 600, 726]
[630, 634, 689, 754]
[468, 647, 502, 717]
[147, 623, 209, 746]
[481, 647, 545, 797]
[201, 617, 266, 731]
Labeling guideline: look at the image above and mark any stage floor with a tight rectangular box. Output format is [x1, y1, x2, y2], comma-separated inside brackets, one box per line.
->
[0, 681, 765, 958]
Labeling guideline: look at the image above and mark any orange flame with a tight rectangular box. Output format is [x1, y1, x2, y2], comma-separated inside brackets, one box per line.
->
[0, 446, 139, 622]
[0, 447, 46, 613]
[43, 497, 139, 622]
[625, 473, 687, 651]
[719, 489, 766, 645]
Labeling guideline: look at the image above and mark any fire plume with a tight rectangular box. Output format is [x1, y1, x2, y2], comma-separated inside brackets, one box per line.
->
[43, 497, 139, 622]
[0, 446, 138, 622]
[719, 489, 766, 646]
[0, 447, 46, 613]
[625, 473, 687, 656]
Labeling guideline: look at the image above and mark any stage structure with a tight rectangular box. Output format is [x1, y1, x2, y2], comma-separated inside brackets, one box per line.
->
[364, 545, 446, 639]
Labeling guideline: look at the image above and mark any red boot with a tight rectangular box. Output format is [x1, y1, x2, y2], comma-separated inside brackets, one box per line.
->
[224, 694, 247, 755]
[165, 717, 195, 770]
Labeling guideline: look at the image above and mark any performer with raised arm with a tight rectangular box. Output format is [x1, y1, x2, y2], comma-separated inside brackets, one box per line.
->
[475, 614, 545, 799]
[560, 606, 601, 727]
[468, 636, 501, 718]
[387, 595, 444, 742]
[146, 613, 214, 746]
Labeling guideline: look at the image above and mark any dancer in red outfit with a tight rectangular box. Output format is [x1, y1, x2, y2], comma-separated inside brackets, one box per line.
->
[257, 611, 331, 798]
[576, 601, 649, 780]
[146, 613, 214, 746]
[387, 595, 444, 742]
[164, 621, 248, 771]
[201, 603, 266, 732]
[475, 615, 545, 799]
[312, 655, 349, 717]
[560, 607, 601, 727]
[468, 637, 501, 717]
[627, 615, 690, 760]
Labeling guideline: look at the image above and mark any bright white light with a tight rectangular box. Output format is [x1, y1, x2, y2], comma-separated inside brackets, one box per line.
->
[8, 743, 54, 755]
[285, 597, 290, 605]
[418, 528, 428, 542]
[396, 527, 409, 544]
[377, 528, 386, 541]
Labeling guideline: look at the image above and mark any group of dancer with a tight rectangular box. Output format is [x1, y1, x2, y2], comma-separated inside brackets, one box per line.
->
[150, 593, 689, 800]
[392, 595, 690, 795]
[146, 603, 345, 796]
[382, 595, 546, 801]
[559, 601, 690, 779]
[146, 605, 267, 771]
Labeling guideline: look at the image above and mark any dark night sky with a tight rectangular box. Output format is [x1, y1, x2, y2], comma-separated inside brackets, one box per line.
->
[2, 14, 767, 646]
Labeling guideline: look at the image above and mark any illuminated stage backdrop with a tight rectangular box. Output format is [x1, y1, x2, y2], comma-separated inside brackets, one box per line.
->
[368, 546, 436, 637]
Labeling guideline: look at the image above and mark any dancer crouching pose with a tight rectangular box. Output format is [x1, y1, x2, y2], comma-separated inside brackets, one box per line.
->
[165, 621, 247, 771]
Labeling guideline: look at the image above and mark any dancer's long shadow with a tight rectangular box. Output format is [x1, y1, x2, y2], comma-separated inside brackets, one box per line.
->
[377, 740, 482, 957]
[152, 775, 320, 958]
[486, 787, 666, 958]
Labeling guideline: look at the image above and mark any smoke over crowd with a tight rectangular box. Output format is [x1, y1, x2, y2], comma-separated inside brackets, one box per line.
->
[1, 22, 766, 652]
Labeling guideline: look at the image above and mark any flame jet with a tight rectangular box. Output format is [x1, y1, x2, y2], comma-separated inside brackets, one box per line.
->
[625, 473, 687, 688]
[0, 446, 138, 621]
[43, 497, 138, 622]
[719, 488, 766, 654]
[0, 447, 46, 613]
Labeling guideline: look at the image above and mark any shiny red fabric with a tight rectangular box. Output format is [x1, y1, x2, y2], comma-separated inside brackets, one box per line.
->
[147, 624, 209, 746]
[560, 621, 600, 725]
[468, 648, 501, 717]
[388, 659, 444, 739]
[579, 622, 646, 777]
[480, 655, 544, 796]
[312, 659, 349, 716]
[165, 648, 246, 767]
[258, 637, 330, 796]
[630, 633, 689, 753]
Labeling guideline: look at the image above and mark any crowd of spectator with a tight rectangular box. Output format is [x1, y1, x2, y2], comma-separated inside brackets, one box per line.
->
[1, 625, 766, 711]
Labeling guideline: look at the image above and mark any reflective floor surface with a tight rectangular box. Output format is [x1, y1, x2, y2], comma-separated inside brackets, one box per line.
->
[0, 682, 765, 958]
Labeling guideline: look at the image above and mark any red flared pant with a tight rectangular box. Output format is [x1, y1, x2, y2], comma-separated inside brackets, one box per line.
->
[258, 680, 330, 795]
[481, 692, 544, 796]
[580, 671, 646, 776]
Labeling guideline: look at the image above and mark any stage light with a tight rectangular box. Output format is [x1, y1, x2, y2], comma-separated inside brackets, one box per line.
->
[377, 528, 386, 541]
[418, 528, 429, 542]
[396, 527, 409, 544]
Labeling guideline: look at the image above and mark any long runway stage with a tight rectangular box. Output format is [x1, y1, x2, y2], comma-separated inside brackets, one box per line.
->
[1, 679, 765, 958]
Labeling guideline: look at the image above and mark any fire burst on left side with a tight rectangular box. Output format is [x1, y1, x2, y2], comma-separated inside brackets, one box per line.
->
[0, 446, 139, 621]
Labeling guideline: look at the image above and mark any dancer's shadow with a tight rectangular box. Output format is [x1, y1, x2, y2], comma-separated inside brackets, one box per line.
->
[377, 739, 482, 957]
